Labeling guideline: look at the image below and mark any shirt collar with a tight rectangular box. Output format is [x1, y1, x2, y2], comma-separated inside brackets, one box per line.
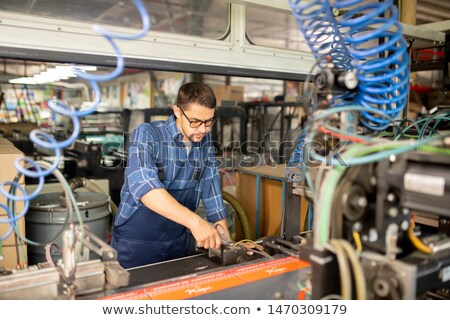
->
[165, 114, 184, 145]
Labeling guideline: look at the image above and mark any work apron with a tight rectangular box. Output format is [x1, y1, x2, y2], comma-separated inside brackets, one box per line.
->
[111, 181, 198, 269]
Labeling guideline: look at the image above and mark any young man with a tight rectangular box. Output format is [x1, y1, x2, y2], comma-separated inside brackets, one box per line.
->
[111, 82, 228, 268]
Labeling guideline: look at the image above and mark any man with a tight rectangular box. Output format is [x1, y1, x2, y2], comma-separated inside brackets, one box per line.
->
[111, 82, 228, 269]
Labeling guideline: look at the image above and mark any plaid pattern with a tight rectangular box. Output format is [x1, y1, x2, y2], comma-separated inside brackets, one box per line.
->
[115, 115, 227, 226]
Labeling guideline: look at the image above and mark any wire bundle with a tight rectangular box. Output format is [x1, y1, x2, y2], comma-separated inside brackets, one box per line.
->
[0, 0, 150, 253]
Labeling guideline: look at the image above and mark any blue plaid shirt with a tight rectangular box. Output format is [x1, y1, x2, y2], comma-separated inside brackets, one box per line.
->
[115, 115, 227, 226]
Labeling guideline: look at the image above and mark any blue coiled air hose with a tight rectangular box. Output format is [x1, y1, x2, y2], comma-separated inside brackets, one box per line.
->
[289, 0, 409, 131]
[333, 0, 410, 130]
[0, 0, 150, 234]
[289, 0, 353, 71]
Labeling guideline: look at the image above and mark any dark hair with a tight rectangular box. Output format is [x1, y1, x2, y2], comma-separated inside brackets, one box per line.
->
[176, 82, 216, 110]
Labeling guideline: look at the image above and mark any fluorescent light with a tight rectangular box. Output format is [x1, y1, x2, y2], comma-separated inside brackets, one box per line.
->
[8, 64, 97, 84]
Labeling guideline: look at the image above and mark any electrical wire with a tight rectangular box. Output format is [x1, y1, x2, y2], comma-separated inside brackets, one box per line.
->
[318, 125, 368, 143]
[329, 239, 352, 300]
[352, 230, 362, 253]
[233, 239, 273, 259]
[408, 220, 432, 254]
[420, 145, 450, 156]
[339, 239, 366, 300]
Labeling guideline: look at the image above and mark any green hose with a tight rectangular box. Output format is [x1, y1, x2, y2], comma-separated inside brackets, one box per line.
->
[222, 191, 253, 241]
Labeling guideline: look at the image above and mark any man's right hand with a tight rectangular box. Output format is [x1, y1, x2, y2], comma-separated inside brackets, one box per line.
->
[188, 215, 221, 250]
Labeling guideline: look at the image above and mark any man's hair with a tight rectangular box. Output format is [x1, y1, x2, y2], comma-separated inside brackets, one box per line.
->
[176, 82, 216, 110]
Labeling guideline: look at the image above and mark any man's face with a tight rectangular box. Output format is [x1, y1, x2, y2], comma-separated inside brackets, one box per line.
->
[174, 103, 215, 143]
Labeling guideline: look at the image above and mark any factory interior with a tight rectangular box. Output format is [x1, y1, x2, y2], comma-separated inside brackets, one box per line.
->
[0, 0, 449, 300]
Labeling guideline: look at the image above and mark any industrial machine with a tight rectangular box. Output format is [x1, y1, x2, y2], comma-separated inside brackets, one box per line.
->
[284, 0, 450, 300]
[1, 0, 450, 301]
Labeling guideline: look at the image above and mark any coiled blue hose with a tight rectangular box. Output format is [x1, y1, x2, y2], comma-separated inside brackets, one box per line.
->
[0, 0, 150, 234]
[289, 0, 409, 131]
[287, 0, 410, 180]
[334, 0, 409, 130]
[286, 132, 306, 182]
[289, 0, 353, 71]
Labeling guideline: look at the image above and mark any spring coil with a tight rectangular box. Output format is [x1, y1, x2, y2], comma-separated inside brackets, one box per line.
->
[289, 0, 409, 131]
[0, 0, 150, 238]
[333, 0, 409, 130]
[286, 132, 306, 182]
[289, 0, 353, 71]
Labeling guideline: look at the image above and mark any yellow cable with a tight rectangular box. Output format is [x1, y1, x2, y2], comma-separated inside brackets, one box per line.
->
[329, 239, 352, 300]
[408, 220, 432, 254]
[352, 230, 362, 253]
[339, 239, 367, 300]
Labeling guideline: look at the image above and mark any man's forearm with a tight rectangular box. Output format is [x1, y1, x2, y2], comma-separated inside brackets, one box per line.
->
[140, 188, 197, 229]
[140, 188, 222, 249]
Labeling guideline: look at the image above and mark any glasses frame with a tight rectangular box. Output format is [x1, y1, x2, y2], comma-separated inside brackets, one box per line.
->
[178, 107, 217, 128]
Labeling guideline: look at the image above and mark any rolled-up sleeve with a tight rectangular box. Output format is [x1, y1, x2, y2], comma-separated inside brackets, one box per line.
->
[126, 126, 165, 203]
[200, 143, 227, 223]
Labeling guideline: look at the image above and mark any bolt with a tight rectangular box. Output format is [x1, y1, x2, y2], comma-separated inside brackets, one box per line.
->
[389, 154, 396, 162]
[357, 197, 368, 207]
[440, 219, 449, 225]
[401, 220, 409, 231]
[368, 228, 378, 242]
[353, 222, 362, 232]
[107, 252, 115, 259]
[387, 193, 395, 202]
[370, 176, 377, 186]
[362, 235, 369, 242]
[388, 207, 398, 218]
[402, 208, 410, 215]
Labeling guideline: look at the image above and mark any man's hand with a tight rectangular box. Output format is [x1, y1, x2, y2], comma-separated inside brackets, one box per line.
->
[188, 215, 221, 249]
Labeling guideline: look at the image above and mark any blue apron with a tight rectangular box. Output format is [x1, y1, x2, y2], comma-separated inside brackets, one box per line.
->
[111, 181, 198, 269]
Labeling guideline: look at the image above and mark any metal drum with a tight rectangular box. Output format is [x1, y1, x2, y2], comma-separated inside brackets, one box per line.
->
[26, 192, 110, 265]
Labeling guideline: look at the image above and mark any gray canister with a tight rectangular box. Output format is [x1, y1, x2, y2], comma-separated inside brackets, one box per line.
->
[26, 192, 111, 265]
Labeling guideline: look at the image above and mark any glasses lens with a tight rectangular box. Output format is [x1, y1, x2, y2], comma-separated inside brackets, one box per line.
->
[190, 120, 202, 128]
[205, 118, 216, 127]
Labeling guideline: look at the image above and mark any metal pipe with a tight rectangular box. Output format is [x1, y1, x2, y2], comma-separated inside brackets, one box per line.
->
[399, 0, 417, 25]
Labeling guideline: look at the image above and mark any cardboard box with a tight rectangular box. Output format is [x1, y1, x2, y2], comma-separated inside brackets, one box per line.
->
[214, 86, 244, 106]
[0, 140, 24, 184]
[0, 139, 12, 146]
[0, 244, 28, 270]
[0, 213, 25, 246]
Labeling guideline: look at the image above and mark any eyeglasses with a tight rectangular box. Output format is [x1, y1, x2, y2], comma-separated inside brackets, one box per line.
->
[179, 107, 217, 128]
